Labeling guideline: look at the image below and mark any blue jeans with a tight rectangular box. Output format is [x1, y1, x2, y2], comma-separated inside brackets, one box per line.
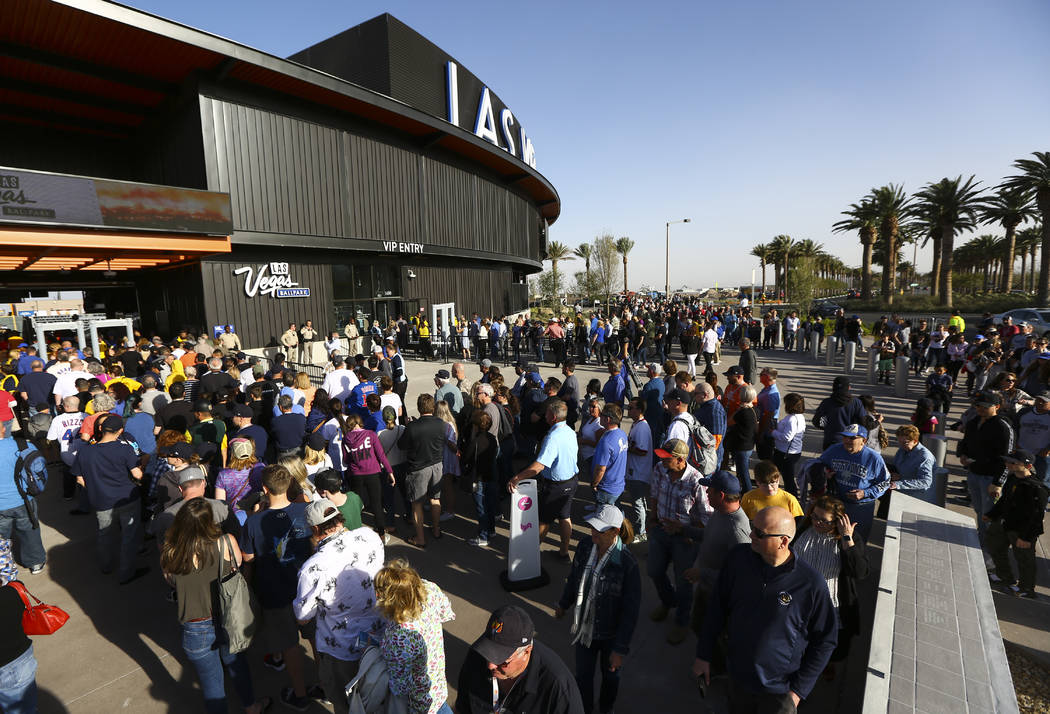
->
[575, 639, 621, 714]
[0, 644, 37, 714]
[646, 523, 699, 626]
[182, 618, 256, 714]
[473, 480, 501, 540]
[733, 450, 754, 491]
[0, 501, 45, 568]
[623, 480, 649, 537]
[95, 499, 142, 580]
[435, 703, 453, 714]
[966, 472, 996, 547]
[595, 488, 622, 506]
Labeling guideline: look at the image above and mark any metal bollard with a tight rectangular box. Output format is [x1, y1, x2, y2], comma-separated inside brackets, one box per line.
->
[811, 335, 819, 360]
[825, 337, 836, 366]
[844, 340, 856, 373]
[894, 356, 909, 397]
[797, 332, 806, 354]
[867, 347, 879, 385]
[932, 411, 946, 436]
[776, 321, 783, 349]
[922, 433, 948, 468]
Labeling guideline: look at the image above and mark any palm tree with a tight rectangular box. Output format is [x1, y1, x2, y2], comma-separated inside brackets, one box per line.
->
[573, 243, 592, 274]
[913, 175, 985, 307]
[967, 234, 1002, 292]
[832, 200, 879, 299]
[768, 234, 794, 301]
[868, 184, 912, 305]
[1001, 152, 1050, 302]
[750, 243, 771, 295]
[615, 236, 635, 292]
[979, 187, 1036, 292]
[544, 241, 574, 304]
[1017, 225, 1041, 292]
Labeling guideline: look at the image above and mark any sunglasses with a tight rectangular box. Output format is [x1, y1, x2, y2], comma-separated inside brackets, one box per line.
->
[811, 515, 836, 527]
[751, 526, 790, 539]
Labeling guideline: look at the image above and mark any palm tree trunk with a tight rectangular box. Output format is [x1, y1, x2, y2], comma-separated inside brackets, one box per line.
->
[930, 233, 942, 297]
[860, 239, 874, 300]
[1020, 251, 1027, 291]
[1003, 225, 1017, 293]
[939, 226, 954, 307]
[760, 263, 767, 295]
[1040, 200, 1050, 304]
[1031, 244, 1039, 293]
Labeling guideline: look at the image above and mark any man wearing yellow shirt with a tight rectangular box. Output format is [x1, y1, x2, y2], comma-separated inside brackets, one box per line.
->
[740, 460, 804, 521]
[948, 309, 965, 334]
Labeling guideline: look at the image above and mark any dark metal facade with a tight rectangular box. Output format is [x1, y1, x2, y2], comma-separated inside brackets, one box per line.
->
[199, 95, 540, 263]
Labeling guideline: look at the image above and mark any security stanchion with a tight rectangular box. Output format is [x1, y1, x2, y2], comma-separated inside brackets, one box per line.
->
[844, 341, 857, 374]
[894, 356, 909, 397]
[500, 478, 550, 591]
[825, 337, 836, 366]
[811, 336, 820, 360]
[867, 347, 879, 385]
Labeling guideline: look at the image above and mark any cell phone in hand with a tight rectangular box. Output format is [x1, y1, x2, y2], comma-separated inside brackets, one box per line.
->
[696, 676, 706, 699]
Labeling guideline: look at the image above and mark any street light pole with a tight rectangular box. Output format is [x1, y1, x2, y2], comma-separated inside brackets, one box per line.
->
[665, 218, 691, 297]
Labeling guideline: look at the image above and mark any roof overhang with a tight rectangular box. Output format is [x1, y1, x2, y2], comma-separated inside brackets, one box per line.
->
[0, 225, 230, 271]
[1, 0, 560, 223]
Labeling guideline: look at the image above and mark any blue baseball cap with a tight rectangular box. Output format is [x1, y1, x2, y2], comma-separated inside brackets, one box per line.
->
[698, 470, 741, 495]
[839, 423, 869, 439]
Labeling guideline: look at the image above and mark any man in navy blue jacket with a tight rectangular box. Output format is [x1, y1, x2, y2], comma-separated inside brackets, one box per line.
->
[694, 506, 837, 713]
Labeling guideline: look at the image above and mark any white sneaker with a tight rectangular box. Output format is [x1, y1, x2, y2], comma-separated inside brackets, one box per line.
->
[634, 532, 647, 544]
[985, 555, 996, 571]
[439, 512, 455, 522]
[469, 537, 489, 547]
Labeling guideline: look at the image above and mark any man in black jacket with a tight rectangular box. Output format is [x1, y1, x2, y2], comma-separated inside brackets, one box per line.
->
[958, 390, 1014, 549]
[694, 506, 837, 713]
[737, 338, 758, 387]
[397, 393, 446, 547]
[457, 605, 585, 714]
[985, 449, 1048, 599]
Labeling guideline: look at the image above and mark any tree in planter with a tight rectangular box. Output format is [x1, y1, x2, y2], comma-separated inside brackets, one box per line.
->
[1000, 152, 1050, 303]
[979, 187, 1036, 293]
[913, 175, 985, 307]
[544, 241, 574, 310]
[750, 243, 771, 296]
[591, 234, 619, 304]
[867, 184, 913, 305]
[832, 199, 879, 300]
[573, 243, 592, 274]
[537, 269, 562, 311]
[615, 236, 635, 292]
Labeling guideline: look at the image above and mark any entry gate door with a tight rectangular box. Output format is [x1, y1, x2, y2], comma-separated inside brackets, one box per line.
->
[431, 302, 455, 362]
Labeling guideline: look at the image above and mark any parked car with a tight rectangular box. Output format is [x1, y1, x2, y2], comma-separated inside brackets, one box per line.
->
[992, 308, 1050, 338]
[846, 289, 860, 299]
[812, 301, 844, 318]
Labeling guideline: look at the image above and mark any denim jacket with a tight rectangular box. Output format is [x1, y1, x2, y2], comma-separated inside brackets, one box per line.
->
[557, 537, 641, 655]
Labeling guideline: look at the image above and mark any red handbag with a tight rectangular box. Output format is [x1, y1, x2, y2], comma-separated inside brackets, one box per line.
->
[8, 581, 69, 635]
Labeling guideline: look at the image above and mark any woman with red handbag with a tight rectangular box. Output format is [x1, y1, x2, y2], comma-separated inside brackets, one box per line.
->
[0, 536, 37, 713]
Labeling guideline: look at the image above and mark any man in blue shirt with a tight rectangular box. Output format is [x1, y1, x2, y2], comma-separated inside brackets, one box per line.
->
[0, 422, 48, 573]
[888, 424, 936, 502]
[509, 398, 578, 560]
[641, 363, 667, 438]
[757, 368, 782, 455]
[601, 360, 626, 407]
[591, 404, 628, 504]
[818, 424, 890, 538]
[73, 415, 148, 583]
[693, 383, 728, 465]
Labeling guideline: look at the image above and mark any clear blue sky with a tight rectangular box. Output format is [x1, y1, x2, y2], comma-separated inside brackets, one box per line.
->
[127, 0, 1050, 291]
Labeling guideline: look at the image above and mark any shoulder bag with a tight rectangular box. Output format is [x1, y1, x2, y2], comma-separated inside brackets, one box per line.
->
[215, 534, 259, 654]
[8, 581, 69, 635]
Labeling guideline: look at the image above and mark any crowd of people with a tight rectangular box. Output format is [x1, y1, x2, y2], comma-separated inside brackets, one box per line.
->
[0, 293, 1046, 713]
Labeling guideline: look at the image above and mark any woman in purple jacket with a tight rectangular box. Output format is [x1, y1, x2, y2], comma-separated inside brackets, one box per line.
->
[340, 413, 395, 540]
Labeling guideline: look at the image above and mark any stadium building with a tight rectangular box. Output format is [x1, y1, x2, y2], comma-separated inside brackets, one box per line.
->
[0, 0, 560, 347]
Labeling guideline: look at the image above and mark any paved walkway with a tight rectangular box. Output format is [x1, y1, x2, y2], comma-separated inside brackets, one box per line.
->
[19, 341, 1048, 712]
